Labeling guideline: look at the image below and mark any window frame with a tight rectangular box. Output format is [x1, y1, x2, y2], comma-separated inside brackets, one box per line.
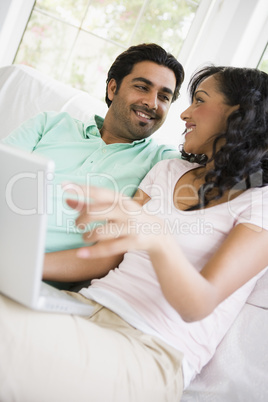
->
[0, 0, 35, 66]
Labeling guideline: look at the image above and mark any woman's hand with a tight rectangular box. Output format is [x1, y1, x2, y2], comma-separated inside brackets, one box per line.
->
[65, 185, 166, 259]
[65, 183, 268, 321]
[65, 184, 218, 321]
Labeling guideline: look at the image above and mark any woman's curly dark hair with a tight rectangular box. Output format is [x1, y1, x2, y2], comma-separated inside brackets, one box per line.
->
[181, 65, 268, 209]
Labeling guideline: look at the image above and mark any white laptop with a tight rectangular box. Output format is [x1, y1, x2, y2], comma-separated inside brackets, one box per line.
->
[0, 143, 94, 315]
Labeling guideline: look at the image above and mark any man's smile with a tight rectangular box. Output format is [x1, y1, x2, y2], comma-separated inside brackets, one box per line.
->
[136, 111, 153, 120]
[132, 106, 157, 123]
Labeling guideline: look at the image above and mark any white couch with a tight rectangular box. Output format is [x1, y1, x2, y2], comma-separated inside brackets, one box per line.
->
[1, 64, 268, 401]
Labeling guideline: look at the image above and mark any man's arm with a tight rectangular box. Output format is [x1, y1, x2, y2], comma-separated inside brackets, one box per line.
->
[42, 189, 147, 282]
[1, 113, 46, 150]
[43, 189, 150, 282]
[133, 188, 151, 206]
[43, 249, 124, 282]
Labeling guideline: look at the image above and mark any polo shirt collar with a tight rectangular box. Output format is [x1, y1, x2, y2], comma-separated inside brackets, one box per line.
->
[84, 114, 151, 145]
[84, 115, 103, 138]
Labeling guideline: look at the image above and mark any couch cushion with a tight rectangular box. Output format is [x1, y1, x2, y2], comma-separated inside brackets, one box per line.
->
[181, 303, 268, 401]
[246, 267, 268, 308]
[0, 64, 107, 140]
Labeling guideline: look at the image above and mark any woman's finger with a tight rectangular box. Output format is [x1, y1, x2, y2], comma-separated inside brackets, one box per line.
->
[76, 236, 138, 259]
[63, 183, 126, 204]
[82, 220, 133, 243]
[64, 184, 141, 215]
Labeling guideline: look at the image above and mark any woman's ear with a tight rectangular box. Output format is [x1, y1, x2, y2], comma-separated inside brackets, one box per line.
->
[107, 79, 117, 102]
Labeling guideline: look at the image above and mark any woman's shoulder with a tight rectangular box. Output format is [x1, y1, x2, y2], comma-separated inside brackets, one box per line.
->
[140, 158, 201, 192]
[242, 184, 268, 199]
[152, 157, 200, 175]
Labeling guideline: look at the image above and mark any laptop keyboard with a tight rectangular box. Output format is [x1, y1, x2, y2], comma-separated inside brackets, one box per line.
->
[39, 282, 94, 315]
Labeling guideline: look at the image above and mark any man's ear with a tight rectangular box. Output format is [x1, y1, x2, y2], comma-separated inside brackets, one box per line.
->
[107, 79, 117, 102]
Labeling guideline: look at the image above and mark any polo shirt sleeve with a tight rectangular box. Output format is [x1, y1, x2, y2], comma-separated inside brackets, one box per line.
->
[151, 144, 181, 164]
[1, 112, 47, 151]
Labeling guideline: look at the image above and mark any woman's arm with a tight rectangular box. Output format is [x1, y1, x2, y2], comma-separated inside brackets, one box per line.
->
[148, 222, 268, 321]
[67, 186, 268, 321]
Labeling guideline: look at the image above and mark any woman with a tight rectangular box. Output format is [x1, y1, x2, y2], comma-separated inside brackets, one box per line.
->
[1, 66, 268, 401]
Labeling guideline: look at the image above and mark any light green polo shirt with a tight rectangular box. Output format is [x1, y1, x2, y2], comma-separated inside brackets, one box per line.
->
[3, 111, 180, 251]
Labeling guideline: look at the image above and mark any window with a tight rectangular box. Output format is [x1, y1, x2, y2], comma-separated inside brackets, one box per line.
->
[14, 0, 201, 101]
[258, 42, 268, 73]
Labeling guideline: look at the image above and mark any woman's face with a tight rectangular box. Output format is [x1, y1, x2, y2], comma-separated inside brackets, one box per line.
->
[180, 75, 239, 158]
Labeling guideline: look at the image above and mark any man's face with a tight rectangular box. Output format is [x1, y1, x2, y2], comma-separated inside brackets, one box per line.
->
[106, 61, 177, 142]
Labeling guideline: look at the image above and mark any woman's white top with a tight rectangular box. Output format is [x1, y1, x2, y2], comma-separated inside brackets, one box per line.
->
[80, 159, 268, 386]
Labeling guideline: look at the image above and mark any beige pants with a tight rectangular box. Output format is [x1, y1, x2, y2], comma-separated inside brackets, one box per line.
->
[0, 292, 183, 402]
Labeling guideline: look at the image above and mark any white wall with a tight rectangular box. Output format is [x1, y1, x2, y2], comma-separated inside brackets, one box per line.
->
[0, 0, 12, 31]
[0, 0, 35, 67]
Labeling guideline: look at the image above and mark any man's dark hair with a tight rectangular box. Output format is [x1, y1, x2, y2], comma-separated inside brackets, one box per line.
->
[105, 43, 184, 107]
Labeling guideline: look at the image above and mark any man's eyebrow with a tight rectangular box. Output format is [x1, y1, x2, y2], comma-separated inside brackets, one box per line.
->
[194, 89, 210, 97]
[132, 77, 174, 96]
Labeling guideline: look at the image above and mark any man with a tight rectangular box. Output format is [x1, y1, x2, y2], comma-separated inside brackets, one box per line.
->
[2, 43, 184, 288]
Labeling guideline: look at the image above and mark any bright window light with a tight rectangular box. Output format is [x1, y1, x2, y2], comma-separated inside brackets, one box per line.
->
[13, 0, 201, 102]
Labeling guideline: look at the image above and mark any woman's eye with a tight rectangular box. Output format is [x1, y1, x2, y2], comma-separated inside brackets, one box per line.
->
[196, 97, 204, 103]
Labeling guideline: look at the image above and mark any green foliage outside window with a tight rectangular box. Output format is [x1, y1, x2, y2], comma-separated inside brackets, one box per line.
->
[258, 43, 268, 74]
[14, 0, 200, 101]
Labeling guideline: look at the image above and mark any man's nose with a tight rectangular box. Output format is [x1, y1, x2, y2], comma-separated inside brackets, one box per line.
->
[142, 91, 158, 110]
